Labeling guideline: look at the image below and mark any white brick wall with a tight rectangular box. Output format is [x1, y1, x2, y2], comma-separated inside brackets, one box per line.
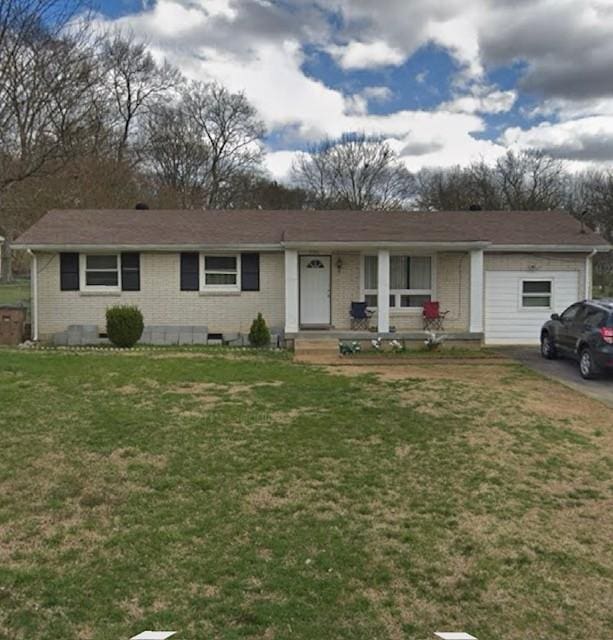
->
[386, 252, 471, 331]
[331, 252, 361, 329]
[35, 249, 591, 339]
[36, 251, 285, 338]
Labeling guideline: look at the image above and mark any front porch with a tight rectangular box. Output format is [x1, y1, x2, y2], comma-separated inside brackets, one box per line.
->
[283, 245, 486, 337]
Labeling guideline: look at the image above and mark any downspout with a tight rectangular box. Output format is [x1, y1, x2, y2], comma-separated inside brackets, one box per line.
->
[28, 250, 38, 341]
[585, 249, 597, 300]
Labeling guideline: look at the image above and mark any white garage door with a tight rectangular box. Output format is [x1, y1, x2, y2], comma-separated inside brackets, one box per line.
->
[485, 270, 580, 345]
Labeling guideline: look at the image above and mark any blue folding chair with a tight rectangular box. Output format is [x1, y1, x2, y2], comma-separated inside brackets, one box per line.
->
[350, 301, 374, 330]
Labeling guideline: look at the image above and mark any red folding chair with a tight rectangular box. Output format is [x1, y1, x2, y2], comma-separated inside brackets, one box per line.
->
[422, 301, 449, 330]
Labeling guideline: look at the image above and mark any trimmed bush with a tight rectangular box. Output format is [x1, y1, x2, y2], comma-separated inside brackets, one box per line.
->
[248, 312, 271, 347]
[106, 305, 144, 348]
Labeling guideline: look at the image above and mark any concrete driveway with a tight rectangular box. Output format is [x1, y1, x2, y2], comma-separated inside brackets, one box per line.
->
[503, 346, 613, 408]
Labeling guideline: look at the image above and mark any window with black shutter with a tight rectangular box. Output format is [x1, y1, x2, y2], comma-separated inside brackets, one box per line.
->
[241, 253, 260, 291]
[180, 252, 199, 290]
[60, 253, 79, 291]
[121, 253, 140, 291]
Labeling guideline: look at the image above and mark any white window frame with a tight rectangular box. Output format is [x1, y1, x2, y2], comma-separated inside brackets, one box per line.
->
[519, 278, 553, 310]
[361, 253, 436, 312]
[80, 253, 121, 292]
[200, 253, 241, 292]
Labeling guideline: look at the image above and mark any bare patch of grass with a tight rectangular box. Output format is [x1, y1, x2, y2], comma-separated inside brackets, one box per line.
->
[0, 350, 611, 639]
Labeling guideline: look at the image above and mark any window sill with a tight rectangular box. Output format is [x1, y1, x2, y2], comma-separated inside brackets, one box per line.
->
[390, 309, 423, 315]
[199, 290, 241, 297]
[369, 308, 423, 315]
[79, 290, 122, 297]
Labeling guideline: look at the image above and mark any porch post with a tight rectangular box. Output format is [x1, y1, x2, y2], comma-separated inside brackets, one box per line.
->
[284, 249, 299, 333]
[377, 249, 390, 333]
[469, 249, 484, 333]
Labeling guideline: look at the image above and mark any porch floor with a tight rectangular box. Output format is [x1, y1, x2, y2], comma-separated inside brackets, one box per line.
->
[287, 330, 483, 341]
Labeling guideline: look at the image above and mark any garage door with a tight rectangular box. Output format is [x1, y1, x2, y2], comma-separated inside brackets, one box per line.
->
[485, 270, 580, 345]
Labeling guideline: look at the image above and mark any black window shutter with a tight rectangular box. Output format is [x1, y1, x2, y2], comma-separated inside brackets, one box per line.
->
[241, 253, 260, 291]
[121, 253, 140, 291]
[180, 252, 199, 291]
[60, 253, 79, 291]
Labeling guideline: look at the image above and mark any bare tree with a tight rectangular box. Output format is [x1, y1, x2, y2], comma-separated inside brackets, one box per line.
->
[0, 1, 102, 281]
[414, 150, 565, 213]
[292, 133, 414, 210]
[143, 103, 211, 208]
[182, 81, 265, 208]
[414, 166, 475, 211]
[101, 31, 181, 162]
[494, 149, 565, 210]
[566, 170, 613, 240]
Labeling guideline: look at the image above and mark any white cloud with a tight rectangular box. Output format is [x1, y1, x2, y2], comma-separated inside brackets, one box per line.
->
[120, 0, 208, 37]
[327, 40, 405, 69]
[361, 86, 393, 103]
[94, 0, 613, 175]
[441, 89, 517, 115]
[502, 116, 613, 166]
[265, 150, 302, 181]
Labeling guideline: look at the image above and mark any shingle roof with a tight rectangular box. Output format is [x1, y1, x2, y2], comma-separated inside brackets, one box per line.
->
[13, 208, 609, 248]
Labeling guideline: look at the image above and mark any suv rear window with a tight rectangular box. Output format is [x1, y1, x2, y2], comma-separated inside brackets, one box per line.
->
[583, 308, 607, 327]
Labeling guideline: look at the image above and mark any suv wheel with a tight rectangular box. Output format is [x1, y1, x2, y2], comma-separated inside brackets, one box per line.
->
[579, 348, 600, 379]
[541, 333, 557, 359]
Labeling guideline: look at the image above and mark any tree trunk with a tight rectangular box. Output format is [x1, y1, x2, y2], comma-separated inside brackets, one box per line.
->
[0, 236, 13, 283]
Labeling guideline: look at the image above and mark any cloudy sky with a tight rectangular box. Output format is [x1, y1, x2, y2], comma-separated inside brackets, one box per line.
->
[98, 0, 613, 180]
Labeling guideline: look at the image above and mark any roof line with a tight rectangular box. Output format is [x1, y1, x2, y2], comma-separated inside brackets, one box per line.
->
[490, 244, 611, 252]
[13, 242, 610, 252]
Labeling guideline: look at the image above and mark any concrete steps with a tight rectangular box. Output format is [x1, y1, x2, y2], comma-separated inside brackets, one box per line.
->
[294, 338, 340, 361]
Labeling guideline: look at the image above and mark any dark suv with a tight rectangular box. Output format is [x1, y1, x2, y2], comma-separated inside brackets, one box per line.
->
[540, 299, 613, 379]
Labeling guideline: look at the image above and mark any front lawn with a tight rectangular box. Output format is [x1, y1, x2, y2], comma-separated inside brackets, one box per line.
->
[0, 350, 611, 640]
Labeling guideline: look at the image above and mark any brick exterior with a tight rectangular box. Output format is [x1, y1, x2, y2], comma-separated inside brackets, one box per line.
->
[36, 251, 285, 339]
[385, 252, 471, 331]
[34, 249, 590, 340]
[330, 252, 361, 329]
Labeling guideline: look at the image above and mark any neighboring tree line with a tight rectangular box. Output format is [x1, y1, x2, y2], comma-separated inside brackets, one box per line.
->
[1, 1, 612, 283]
[0, 0, 304, 280]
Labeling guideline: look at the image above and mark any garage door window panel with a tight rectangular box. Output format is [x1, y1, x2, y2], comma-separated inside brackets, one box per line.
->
[521, 280, 552, 308]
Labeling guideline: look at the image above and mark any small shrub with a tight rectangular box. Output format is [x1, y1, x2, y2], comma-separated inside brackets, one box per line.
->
[106, 305, 144, 348]
[248, 312, 271, 347]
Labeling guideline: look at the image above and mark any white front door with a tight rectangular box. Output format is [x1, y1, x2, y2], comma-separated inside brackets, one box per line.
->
[299, 255, 331, 326]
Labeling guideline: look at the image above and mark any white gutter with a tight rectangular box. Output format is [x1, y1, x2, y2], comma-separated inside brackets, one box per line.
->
[281, 241, 492, 250]
[13, 242, 612, 253]
[27, 250, 38, 342]
[12, 243, 282, 252]
[489, 244, 611, 252]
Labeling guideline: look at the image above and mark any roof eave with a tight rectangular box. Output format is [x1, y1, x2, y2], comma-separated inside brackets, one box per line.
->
[281, 241, 492, 250]
[489, 244, 611, 252]
[12, 242, 284, 252]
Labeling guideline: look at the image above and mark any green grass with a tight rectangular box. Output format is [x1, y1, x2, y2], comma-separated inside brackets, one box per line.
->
[0, 350, 611, 640]
[0, 279, 30, 306]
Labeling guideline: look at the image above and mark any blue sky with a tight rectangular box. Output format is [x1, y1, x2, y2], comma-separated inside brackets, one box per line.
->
[93, 0, 613, 179]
